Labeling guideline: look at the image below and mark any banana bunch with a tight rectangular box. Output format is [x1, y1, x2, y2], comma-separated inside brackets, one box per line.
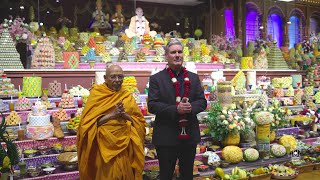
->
[224, 167, 247, 179]
[66, 115, 81, 130]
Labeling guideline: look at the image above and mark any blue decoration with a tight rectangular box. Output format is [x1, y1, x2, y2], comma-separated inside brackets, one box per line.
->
[86, 49, 96, 61]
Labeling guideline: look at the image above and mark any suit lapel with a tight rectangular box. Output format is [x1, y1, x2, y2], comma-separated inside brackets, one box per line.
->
[161, 69, 176, 104]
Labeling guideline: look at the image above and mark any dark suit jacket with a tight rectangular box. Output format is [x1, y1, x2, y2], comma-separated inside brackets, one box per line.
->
[148, 69, 207, 146]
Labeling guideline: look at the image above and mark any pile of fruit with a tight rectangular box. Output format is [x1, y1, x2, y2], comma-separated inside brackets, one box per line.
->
[268, 165, 298, 177]
[122, 76, 139, 93]
[66, 115, 81, 133]
[223, 167, 248, 179]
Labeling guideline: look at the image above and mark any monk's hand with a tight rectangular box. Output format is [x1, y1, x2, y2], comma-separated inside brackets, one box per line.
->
[177, 97, 192, 115]
[121, 112, 133, 122]
[112, 103, 123, 119]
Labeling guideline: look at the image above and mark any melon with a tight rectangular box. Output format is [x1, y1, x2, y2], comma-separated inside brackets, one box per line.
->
[243, 148, 259, 162]
[222, 146, 243, 163]
[271, 144, 286, 157]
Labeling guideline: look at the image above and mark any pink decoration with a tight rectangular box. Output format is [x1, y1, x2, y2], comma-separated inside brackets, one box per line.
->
[0, 16, 34, 44]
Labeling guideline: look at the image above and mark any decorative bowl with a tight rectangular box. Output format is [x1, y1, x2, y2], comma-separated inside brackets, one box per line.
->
[23, 149, 38, 158]
[43, 167, 56, 174]
[27, 166, 42, 177]
[41, 162, 54, 169]
[38, 146, 50, 155]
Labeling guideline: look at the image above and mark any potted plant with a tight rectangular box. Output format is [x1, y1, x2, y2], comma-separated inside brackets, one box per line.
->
[204, 102, 250, 146]
[0, 114, 20, 179]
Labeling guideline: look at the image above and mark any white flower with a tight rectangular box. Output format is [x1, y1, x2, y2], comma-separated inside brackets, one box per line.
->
[234, 116, 239, 120]
[222, 110, 227, 115]
[237, 126, 240, 130]
[184, 77, 189, 81]
[172, 78, 177, 83]
[223, 120, 228, 125]
[22, 33, 28, 40]
[176, 96, 181, 102]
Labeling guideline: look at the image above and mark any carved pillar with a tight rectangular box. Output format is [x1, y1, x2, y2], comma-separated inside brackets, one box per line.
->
[305, 5, 310, 41]
[283, 19, 289, 47]
[242, 0, 247, 55]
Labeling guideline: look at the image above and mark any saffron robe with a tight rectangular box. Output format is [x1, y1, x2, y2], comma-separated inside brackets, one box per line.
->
[77, 84, 146, 180]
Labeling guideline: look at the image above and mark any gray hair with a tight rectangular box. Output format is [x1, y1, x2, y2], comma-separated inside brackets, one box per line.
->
[165, 39, 184, 55]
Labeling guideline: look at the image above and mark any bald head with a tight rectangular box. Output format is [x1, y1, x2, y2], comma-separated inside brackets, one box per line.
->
[106, 64, 123, 76]
[104, 64, 124, 91]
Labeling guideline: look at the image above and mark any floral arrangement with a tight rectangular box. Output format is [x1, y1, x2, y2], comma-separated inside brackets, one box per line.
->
[211, 34, 241, 51]
[204, 102, 249, 142]
[251, 99, 291, 131]
[0, 16, 34, 44]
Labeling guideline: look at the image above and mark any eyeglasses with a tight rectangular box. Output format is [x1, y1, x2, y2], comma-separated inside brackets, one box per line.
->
[109, 75, 124, 80]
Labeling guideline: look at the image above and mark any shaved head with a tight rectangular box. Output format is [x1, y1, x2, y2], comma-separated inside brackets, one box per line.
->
[104, 64, 124, 91]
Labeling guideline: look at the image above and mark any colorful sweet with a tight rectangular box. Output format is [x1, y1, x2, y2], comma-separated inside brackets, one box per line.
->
[0, 99, 6, 112]
[5, 111, 21, 126]
[109, 47, 120, 56]
[60, 93, 75, 108]
[0, 73, 18, 98]
[15, 97, 32, 111]
[31, 37, 55, 69]
[26, 101, 54, 140]
[0, 25, 24, 69]
[52, 108, 69, 122]
[267, 41, 289, 69]
[118, 52, 128, 62]
[86, 49, 96, 61]
[135, 50, 146, 62]
[48, 80, 62, 97]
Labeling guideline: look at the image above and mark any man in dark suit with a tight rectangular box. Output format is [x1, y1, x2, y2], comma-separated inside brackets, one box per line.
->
[148, 39, 207, 180]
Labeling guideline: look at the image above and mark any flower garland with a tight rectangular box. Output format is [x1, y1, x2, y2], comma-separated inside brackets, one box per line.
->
[167, 66, 191, 139]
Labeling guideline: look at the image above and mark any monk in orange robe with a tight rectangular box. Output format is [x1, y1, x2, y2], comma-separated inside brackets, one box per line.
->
[77, 64, 146, 180]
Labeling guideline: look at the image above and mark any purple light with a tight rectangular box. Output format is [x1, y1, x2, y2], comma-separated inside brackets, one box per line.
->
[310, 18, 320, 35]
[246, 11, 259, 46]
[288, 16, 300, 49]
[267, 14, 283, 47]
[225, 9, 235, 40]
